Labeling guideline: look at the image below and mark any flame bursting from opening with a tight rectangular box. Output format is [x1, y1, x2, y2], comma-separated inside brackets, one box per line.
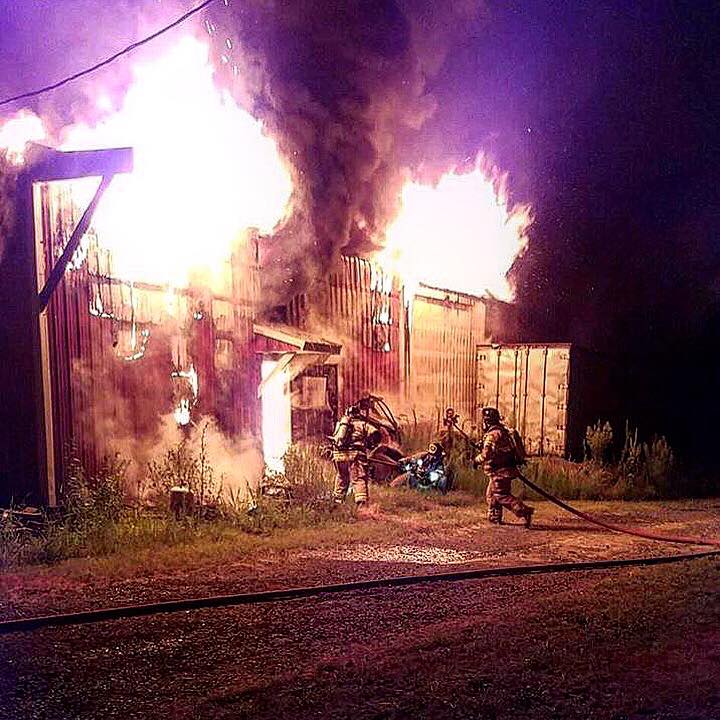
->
[0, 111, 47, 165]
[260, 359, 292, 475]
[171, 363, 199, 427]
[378, 159, 531, 300]
[63, 36, 293, 288]
[0, 40, 529, 303]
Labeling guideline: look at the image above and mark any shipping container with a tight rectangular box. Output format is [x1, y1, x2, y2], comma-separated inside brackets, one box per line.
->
[476, 343, 615, 459]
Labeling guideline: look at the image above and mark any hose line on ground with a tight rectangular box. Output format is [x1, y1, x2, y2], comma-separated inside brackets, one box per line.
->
[517, 472, 720, 547]
[1, 549, 718, 635]
[445, 412, 720, 547]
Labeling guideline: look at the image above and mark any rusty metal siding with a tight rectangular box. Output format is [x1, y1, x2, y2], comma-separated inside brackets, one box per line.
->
[35, 181, 259, 494]
[287, 265, 495, 422]
[407, 288, 486, 422]
[287, 256, 404, 412]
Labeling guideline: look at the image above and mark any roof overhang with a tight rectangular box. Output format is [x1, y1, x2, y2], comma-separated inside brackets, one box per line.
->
[257, 350, 333, 398]
[254, 323, 341, 355]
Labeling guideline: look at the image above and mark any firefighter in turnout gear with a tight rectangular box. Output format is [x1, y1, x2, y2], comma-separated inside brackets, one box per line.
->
[330, 405, 380, 508]
[391, 442, 451, 492]
[476, 407, 535, 527]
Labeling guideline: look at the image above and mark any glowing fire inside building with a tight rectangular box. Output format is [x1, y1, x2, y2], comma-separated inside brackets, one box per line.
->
[0, 33, 590, 507]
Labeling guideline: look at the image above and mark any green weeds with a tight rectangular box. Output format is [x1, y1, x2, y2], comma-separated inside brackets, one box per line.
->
[0, 438, 342, 571]
[0, 415, 699, 572]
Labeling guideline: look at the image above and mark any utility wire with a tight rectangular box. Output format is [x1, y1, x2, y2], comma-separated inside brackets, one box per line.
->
[0, 0, 218, 109]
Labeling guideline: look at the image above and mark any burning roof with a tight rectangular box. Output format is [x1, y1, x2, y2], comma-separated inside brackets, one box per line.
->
[0, 1, 531, 307]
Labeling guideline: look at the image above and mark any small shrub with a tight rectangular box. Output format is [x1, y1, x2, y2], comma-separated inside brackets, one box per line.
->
[585, 420, 614, 464]
[445, 438, 486, 496]
[215, 444, 339, 530]
[644, 435, 676, 497]
[398, 415, 437, 453]
[145, 424, 220, 513]
[452, 465, 488, 497]
[523, 456, 616, 501]
[62, 452, 128, 531]
[282, 444, 335, 506]
[0, 509, 40, 570]
[619, 422, 644, 485]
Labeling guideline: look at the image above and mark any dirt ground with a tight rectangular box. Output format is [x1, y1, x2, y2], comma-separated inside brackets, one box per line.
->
[1, 499, 719, 719]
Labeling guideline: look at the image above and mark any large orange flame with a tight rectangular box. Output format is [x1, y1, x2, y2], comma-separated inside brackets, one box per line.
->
[378, 158, 531, 300]
[59, 36, 293, 289]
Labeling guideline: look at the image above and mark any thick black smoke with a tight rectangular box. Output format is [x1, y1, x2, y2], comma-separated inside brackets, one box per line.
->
[2, 0, 483, 303]
[208, 0, 483, 303]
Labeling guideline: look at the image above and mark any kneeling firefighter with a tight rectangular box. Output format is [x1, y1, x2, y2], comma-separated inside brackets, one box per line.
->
[330, 404, 381, 509]
[476, 407, 534, 527]
[391, 442, 451, 492]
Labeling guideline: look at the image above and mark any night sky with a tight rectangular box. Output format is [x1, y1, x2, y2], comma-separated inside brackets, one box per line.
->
[1, 0, 719, 467]
[484, 2, 720, 465]
[404, 0, 720, 465]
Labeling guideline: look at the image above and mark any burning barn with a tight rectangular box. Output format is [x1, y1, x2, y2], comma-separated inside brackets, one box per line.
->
[0, 33, 605, 507]
[0, 142, 584, 508]
[0, 146, 533, 508]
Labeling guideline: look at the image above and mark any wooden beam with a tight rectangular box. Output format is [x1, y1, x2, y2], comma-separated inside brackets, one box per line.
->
[36, 175, 113, 313]
[25, 145, 133, 182]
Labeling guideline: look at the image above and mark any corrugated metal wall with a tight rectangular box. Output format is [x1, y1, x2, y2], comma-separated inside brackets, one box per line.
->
[30, 177, 532, 494]
[407, 286, 488, 421]
[287, 256, 405, 411]
[37, 181, 259, 492]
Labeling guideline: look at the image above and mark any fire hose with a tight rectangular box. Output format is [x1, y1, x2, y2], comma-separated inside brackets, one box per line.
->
[443, 408, 720, 548]
[1, 550, 718, 635]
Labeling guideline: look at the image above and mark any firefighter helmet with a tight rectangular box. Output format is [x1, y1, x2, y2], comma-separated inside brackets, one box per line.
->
[357, 396, 372, 412]
[428, 441, 443, 456]
[481, 407, 501, 430]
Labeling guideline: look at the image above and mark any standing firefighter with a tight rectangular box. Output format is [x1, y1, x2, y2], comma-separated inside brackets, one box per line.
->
[476, 407, 535, 527]
[330, 405, 380, 509]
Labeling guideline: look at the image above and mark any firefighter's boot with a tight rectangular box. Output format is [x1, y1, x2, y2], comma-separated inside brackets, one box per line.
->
[355, 500, 373, 519]
[488, 506, 503, 525]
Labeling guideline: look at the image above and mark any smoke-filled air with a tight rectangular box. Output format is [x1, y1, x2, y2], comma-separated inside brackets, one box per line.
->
[0, 0, 532, 304]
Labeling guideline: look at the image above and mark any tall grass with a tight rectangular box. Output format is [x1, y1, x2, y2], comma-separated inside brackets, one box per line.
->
[0, 441, 343, 571]
[146, 423, 220, 512]
[0, 419, 693, 571]
[398, 416, 684, 502]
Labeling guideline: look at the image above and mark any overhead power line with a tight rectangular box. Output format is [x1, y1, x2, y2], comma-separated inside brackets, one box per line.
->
[0, 0, 218, 109]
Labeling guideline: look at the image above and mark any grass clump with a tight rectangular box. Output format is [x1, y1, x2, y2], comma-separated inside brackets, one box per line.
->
[585, 420, 614, 464]
[146, 423, 220, 515]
